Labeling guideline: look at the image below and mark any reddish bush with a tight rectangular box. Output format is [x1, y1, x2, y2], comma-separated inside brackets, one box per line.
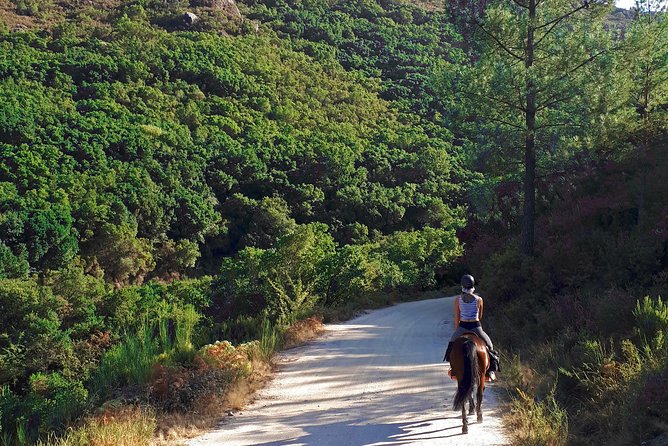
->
[284, 316, 325, 348]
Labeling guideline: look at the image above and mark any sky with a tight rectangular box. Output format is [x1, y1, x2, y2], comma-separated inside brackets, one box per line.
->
[615, 0, 635, 8]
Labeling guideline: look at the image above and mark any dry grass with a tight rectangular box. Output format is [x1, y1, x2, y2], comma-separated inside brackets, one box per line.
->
[153, 359, 273, 443]
[402, 0, 445, 11]
[283, 316, 325, 349]
[53, 291, 443, 445]
[0, 0, 40, 30]
[0, 0, 121, 32]
[41, 407, 156, 446]
[507, 388, 569, 446]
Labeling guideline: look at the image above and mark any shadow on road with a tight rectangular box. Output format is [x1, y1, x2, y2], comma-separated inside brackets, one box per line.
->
[249, 418, 466, 446]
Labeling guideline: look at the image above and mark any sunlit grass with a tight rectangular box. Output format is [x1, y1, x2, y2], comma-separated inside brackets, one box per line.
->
[39, 408, 156, 446]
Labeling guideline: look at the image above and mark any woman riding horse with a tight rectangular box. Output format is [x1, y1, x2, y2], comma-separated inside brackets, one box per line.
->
[444, 274, 499, 380]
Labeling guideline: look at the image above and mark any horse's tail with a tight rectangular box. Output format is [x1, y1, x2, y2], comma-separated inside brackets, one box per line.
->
[453, 339, 481, 411]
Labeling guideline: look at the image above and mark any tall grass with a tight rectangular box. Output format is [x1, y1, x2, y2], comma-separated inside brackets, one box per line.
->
[174, 305, 200, 353]
[257, 319, 281, 361]
[38, 408, 156, 446]
[92, 320, 159, 398]
[509, 387, 569, 446]
[634, 296, 668, 346]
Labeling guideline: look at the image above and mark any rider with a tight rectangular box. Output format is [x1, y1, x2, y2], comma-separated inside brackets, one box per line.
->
[444, 274, 500, 380]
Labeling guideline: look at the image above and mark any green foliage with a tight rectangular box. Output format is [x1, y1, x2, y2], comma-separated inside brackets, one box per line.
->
[0, 0, 478, 441]
[378, 226, 463, 288]
[0, 14, 463, 280]
[510, 387, 569, 446]
[15, 0, 52, 17]
[216, 223, 463, 324]
[618, 2, 668, 140]
[0, 242, 29, 280]
[172, 304, 201, 361]
[322, 243, 381, 307]
[0, 279, 75, 389]
[92, 321, 159, 397]
[263, 224, 336, 322]
[246, 0, 465, 118]
[0, 373, 88, 443]
[634, 296, 668, 345]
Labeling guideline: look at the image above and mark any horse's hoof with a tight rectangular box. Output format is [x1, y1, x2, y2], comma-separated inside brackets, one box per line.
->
[477, 415, 483, 423]
[462, 428, 468, 434]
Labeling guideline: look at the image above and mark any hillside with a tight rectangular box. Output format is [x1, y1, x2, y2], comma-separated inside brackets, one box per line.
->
[0, 0, 667, 444]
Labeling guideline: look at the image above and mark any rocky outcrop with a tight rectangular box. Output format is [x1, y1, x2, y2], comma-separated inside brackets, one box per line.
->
[191, 0, 241, 18]
[182, 11, 199, 26]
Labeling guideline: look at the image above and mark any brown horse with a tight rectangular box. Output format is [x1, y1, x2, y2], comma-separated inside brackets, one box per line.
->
[448, 333, 489, 434]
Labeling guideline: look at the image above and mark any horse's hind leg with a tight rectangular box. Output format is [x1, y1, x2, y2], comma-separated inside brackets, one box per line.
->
[468, 396, 475, 416]
[476, 385, 484, 423]
[462, 406, 468, 434]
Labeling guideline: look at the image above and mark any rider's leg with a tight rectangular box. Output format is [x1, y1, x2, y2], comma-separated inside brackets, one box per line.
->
[471, 327, 493, 351]
[444, 327, 467, 362]
[450, 326, 467, 342]
[472, 327, 500, 374]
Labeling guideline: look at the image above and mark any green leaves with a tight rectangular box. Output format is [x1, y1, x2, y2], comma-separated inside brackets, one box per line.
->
[216, 223, 463, 322]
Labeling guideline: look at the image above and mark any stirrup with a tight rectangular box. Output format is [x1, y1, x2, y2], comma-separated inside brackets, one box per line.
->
[486, 371, 496, 382]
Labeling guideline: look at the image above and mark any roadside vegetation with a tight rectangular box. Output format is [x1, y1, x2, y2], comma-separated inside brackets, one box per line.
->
[0, 0, 666, 444]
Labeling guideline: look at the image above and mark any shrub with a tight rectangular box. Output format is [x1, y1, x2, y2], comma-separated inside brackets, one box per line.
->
[321, 244, 383, 307]
[263, 224, 335, 322]
[146, 364, 231, 412]
[0, 242, 29, 279]
[283, 316, 325, 349]
[634, 296, 668, 343]
[39, 406, 156, 446]
[198, 340, 255, 379]
[0, 373, 88, 443]
[376, 227, 463, 289]
[92, 323, 159, 398]
[509, 387, 569, 446]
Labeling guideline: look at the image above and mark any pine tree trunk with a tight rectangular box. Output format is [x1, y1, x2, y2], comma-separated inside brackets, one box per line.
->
[522, 0, 537, 257]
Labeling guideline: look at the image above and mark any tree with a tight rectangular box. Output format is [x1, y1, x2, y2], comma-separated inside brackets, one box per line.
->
[443, 0, 613, 255]
[624, 0, 668, 137]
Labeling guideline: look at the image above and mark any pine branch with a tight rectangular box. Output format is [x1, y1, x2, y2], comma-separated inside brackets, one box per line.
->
[535, 49, 608, 95]
[489, 116, 525, 129]
[460, 87, 527, 112]
[510, 0, 530, 9]
[475, 21, 525, 62]
[534, 4, 589, 48]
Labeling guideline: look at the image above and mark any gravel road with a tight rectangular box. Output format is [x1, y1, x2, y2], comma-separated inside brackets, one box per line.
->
[187, 296, 509, 445]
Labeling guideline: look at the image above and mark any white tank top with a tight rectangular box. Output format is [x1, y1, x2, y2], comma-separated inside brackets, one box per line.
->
[459, 295, 480, 321]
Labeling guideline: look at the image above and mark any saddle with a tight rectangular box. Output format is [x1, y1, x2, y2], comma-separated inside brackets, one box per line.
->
[445, 332, 500, 380]
[461, 332, 500, 372]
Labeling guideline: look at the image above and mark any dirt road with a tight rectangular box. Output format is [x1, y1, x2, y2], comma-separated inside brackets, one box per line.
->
[187, 297, 508, 445]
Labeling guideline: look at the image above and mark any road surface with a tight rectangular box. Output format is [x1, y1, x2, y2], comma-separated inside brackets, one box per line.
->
[187, 296, 509, 445]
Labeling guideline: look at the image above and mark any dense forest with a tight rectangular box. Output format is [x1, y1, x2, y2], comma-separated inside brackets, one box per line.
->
[0, 0, 666, 444]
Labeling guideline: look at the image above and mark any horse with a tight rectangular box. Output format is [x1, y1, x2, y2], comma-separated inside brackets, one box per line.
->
[448, 333, 489, 434]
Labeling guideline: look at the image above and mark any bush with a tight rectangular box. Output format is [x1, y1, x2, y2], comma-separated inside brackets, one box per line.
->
[509, 387, 569, 446]
[39, 406, 156, 446]
[376, 227, 463, 289]
[0, 373, 88, 443]
[0, 279, 78, 389]
[634, 296, 668, 343]
[0, 242, 29, 279]
[198, 340, 255, 379]
[92, 323, 160, 398]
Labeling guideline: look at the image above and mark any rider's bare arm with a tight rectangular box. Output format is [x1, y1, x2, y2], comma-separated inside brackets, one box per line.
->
[454, 298, 460, 328]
